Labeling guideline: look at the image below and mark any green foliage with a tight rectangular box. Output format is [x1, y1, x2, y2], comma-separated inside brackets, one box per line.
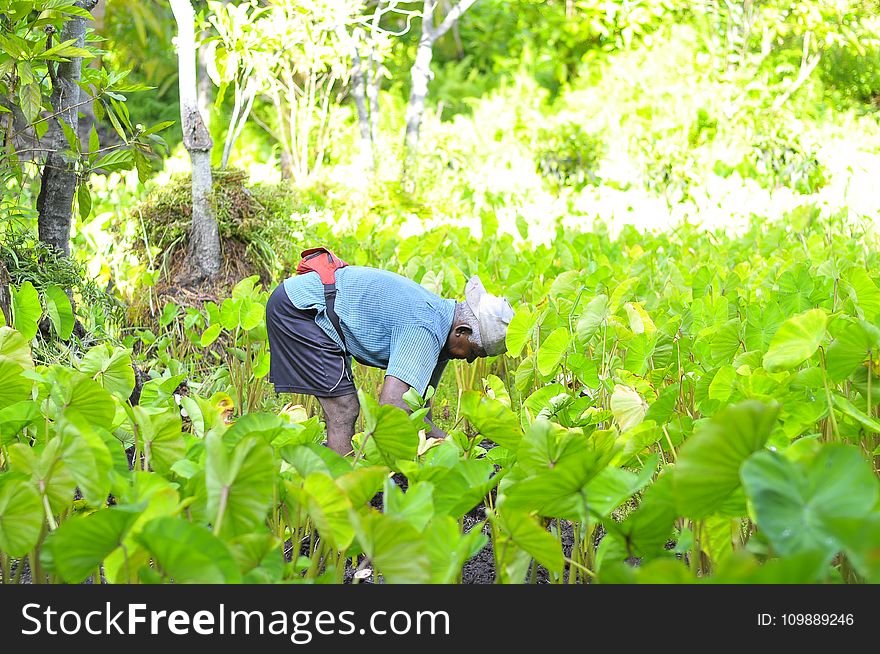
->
[535, 122, 604, 191]
[436, 0, 676, 95]
[820, 43, 880, 105]
[1, 226, 123, 338]
[135, 168, 296, 279]
[746, 131, 827, 195]
[2, 0, 880, 588]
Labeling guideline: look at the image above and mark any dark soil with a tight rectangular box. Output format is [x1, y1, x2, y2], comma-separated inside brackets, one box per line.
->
[460, 506, 496, 584]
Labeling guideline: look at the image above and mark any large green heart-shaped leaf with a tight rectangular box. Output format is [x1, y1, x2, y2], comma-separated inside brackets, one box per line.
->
[228, 533, 280, 578]
[831, 394, 880, 434]
[576, 294, 609, 345]
[334, 466, 388, 507]
[741, 445, 879, 558]
[77, 344, 135, 401]
[0, 327, 34, 369]
[60, 420, 114, 506]
[501, 464, 594, 522]
[610, 385, 648, 433]
[45, 505, 142, 583]
[762, 309, 827, 372]
[537, 327, 570, 376]
[0, 400, 40, 445]
[673, 400, 779, 519]
[0, 472, 43, 557]
[496, 509, 563, 575]
[8, 440, 76, 514]
[223, 412, 290, 447]
[709, 319, 742, 364]
[136, 516, 241, 583]
[502, 422, 608, 521]
[505, 307, 535, 358]
[206, 433, 275, 539]
[353, 511, 430, 583]
[708, 365, 737, 402]
[825, 320, 879, 382]
[133, 406, 186, 474]
[426, 516, 487, 584]
[744, 301, 784, 352]
[365, 403, 419, 469]
[384, 479, 434, 531]
[413, 458, 499, 519]
[777, 266, 816, 314]
[220, 297, 241, 330]
[845, 267, 880, 321]
[11, 281, 40, 340]
[282, 443, 352, 479]
[103, 473, 181, 583]
[44, 285, 74, 341]
[615, 471, 678, 559]
[460, 390, 522, 450]
[300, 472, 354, 550]
[0, 359, 31, 411]
[585, 454, 658, 518]
[50, 367, 116, 428]
[238, 297, 264, 331]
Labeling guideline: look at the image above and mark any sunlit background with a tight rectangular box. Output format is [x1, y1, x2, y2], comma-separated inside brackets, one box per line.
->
[23, 0, 872, 299]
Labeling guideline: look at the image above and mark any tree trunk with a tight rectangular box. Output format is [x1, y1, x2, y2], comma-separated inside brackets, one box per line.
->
[350, 45, 373, 170]
[0, 261, 12, 326]
[36, 0, 98, 257]
[198, 29, 213, 129]
[170, 0, 220, 284]
[401, 0, 477, 184]
[335, 25, 371, 170]
[77, 0, 104, 148]
[367, 57, 382, 149]
[402, 30, 435, 180]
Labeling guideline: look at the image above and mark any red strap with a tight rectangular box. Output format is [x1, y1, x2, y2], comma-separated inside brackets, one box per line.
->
[296, 247, 348, 285]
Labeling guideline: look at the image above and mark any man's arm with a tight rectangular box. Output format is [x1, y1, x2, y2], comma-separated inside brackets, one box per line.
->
[379, 375, 447, 439]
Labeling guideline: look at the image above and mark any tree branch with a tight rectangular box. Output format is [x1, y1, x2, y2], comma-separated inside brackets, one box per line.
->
[432, 0, 477, 42]
[421, 0, 434, 39]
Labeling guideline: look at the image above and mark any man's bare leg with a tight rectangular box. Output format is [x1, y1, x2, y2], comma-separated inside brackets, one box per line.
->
[317, 393, 360, 456]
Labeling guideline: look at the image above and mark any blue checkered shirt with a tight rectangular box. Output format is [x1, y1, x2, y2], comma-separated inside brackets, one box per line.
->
[283, 266, 456, 395]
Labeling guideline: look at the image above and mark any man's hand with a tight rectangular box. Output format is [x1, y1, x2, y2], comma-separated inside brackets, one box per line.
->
[380, 375, 448, 439]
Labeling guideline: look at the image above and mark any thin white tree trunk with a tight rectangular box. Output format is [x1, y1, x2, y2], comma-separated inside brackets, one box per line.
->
[402, 0, 477, 182]
[198, 29, 213, 128]
[367, 58, 381, 145]
[170, 0, 220, 284]
[402, 31, 434, 177]
[336, 25, 372, 170]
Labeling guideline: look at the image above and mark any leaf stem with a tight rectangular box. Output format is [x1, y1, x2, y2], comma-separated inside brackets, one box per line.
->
[819, 348, 839, 441]
[214, 485, 229, 535]
[564, 557, 595, 578]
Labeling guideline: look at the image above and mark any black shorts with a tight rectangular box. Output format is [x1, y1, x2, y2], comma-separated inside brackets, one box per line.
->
[265, 284, 356, 397]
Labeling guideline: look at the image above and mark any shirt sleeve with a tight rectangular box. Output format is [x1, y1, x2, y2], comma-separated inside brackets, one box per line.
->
[385, 325, 442, 396]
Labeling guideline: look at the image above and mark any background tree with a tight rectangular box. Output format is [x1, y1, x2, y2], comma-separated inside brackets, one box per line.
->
[401, 0, 477, 184]
[169, 0, 220, 284]
[335, 1, 413, 173]
[36, 0, 99, 257]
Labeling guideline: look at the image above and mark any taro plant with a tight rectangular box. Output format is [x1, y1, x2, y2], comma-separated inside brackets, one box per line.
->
[2, 208, 879, 585]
